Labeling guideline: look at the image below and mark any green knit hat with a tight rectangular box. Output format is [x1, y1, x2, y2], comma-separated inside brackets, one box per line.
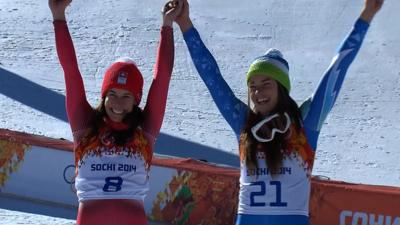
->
[246, 48, 291, 92]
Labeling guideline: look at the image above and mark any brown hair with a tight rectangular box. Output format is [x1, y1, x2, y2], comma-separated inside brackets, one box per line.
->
[239, 83, 303, 174]
[80, 98, 145, 148]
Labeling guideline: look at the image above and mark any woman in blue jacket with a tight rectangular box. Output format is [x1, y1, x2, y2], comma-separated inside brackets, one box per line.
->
[174, 0, 384, 224]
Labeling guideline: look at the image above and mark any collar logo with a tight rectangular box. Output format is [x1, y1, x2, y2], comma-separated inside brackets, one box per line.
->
[117, 72, 128, 84]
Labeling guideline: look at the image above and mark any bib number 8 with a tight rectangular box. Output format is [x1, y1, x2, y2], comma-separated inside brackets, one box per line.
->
[250, 181, 287, 207]
[103, 176, 123, 192]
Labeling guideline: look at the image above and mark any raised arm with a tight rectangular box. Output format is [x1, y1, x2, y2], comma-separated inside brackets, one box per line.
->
[301, 0, 384, 149]
[176, 0, 248, 138]
[142, 0, 183, 139]
[49, 0, 93, 135]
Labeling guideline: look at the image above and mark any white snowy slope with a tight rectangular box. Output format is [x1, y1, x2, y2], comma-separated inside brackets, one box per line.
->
[0, 208, 168, 225]
[1, 0, 400, 224]
[1, 0, 400, 188]
[0, 209, 75, 225]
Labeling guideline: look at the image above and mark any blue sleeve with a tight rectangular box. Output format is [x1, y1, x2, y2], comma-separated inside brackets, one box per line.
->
[183, 27, 248, 139]
[301, 18, 370, 150]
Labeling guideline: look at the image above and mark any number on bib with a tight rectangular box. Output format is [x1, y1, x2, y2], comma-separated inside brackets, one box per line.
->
[249, 181, 287, 207]
[103, 176, 123, 192]
[250, 181, 266, 206]
[269, 181, 287, 207]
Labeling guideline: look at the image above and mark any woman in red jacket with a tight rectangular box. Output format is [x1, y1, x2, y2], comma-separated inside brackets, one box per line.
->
[49, 0, 182, 224]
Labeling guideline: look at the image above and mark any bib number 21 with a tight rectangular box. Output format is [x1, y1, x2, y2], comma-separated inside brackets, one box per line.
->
[250, 181, 287, 207]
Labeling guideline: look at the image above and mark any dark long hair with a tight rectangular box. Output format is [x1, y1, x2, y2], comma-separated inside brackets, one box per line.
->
[80, 98, 145, 147]
[239, 83, 303, 174]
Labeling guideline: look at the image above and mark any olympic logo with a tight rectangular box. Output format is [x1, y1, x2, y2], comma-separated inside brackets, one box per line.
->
[63, 164, 77, 193]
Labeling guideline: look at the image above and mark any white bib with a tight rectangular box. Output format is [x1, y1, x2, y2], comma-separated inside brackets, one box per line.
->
[238, 151, 311, 215]
[75, 147, 150, 202]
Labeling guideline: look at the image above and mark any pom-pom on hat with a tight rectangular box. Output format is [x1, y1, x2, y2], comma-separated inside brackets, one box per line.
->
[101, 57, 144, 104]
[246, 48, 291, 92]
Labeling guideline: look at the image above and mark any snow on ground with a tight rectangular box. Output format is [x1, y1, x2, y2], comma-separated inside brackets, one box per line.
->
[1, 0, 399, 191]
[0, 209, 75, 225]
[0, 208, 168, 225]
[1, 0, 400, 223]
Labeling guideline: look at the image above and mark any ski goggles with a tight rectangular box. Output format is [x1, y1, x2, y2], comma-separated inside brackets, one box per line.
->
[251, 112, 291, 142]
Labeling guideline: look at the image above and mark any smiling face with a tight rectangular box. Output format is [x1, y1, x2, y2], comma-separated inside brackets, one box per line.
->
[104, 88, 136, 122]
[248, 74, 279, 116]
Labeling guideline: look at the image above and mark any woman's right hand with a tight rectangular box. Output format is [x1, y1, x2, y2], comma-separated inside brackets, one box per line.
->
[48, 0, 72, 21]
[175, 0, 193, 33]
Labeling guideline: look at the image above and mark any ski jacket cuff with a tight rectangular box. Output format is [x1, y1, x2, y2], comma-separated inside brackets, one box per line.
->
[355, 18, 370, 31]
[182, 26, 197, 40]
